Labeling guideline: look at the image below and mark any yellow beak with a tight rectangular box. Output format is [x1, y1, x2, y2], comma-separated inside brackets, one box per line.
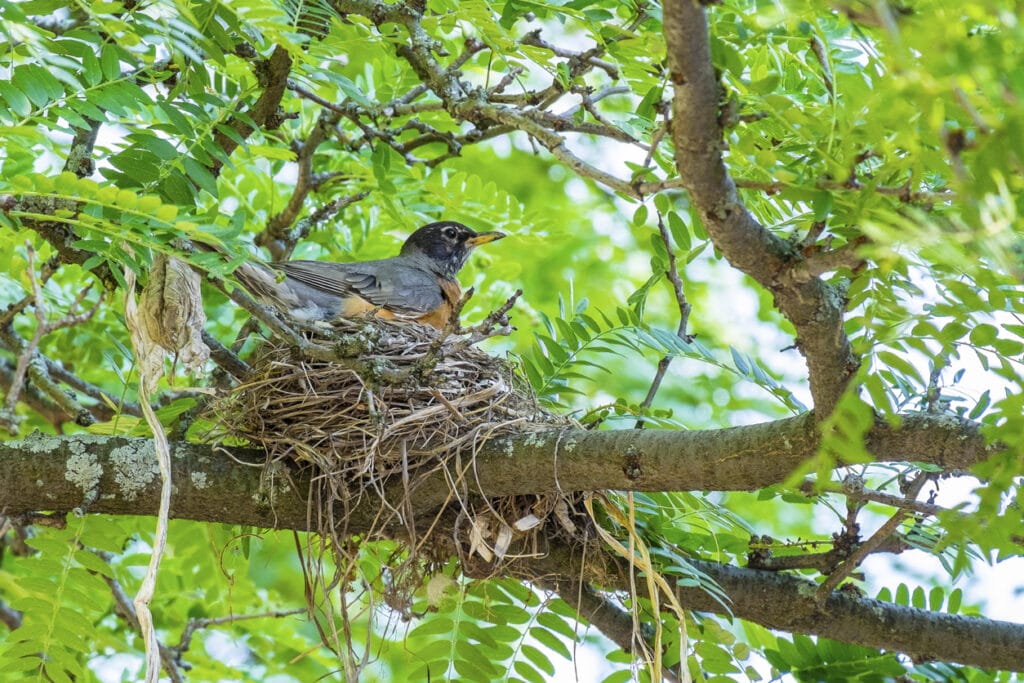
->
[465, 231, 507, 247]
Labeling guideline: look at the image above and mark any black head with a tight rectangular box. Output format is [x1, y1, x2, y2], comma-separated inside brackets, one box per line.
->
[400, 221, 506, 277]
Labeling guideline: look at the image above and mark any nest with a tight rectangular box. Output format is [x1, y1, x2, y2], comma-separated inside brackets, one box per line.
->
[210, 315, 584, 573]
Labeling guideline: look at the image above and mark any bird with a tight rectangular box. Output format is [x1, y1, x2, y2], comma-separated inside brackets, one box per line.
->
[234, 221, 506, 329]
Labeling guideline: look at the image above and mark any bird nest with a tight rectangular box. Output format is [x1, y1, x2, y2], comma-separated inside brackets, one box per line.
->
[210, 314, 585, 576]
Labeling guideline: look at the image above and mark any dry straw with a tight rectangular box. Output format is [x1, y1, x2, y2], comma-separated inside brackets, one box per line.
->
[211, 314, 583, 571]
[208, 313, 674, 677]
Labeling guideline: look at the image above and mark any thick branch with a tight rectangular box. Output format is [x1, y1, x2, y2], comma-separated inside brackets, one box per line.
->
[664, 3, 858, 416]
[211, 46, 293, 175]
[0, 413, 992, 526]
[527, 544, 1024, 672]
[0, 419, 1012, 670]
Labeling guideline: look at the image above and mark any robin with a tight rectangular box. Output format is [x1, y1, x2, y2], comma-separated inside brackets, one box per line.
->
[235, 221, 506, 329]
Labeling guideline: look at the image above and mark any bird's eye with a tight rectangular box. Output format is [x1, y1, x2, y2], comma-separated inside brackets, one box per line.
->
[443, 226, 458, 239]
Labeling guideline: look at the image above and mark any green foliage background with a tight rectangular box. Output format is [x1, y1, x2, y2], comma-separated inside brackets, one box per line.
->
[1, 0, 1023, 681]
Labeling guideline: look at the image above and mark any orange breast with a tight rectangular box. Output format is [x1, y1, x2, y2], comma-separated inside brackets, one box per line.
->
[415, 279, 461, 329]
[336, 279, 461, 331]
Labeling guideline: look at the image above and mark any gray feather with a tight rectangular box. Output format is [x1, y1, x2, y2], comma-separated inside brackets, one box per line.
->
[270, 258, 445, 317]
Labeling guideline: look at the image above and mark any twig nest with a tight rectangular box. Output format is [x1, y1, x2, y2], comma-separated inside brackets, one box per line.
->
[213, 316, 561, 485]
[210, 315, 591, 624]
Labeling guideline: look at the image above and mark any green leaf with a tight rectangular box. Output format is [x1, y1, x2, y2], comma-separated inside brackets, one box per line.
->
[969, 323, 998, 347]
[529, 626, 571, 659]
[521, 644, 555, 676]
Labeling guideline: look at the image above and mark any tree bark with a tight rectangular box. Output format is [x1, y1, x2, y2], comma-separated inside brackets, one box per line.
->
[664, 1, 859, 417]
[0, 418, 1017, 672]
[0, 413, 991, 525]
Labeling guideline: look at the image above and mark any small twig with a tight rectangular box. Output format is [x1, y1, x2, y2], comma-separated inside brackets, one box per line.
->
[430, 388, 466, 421]
[520, 30, 620, 80]
[174, 608, 305, 660]
[201, 330, 251, 380]
[953, 86, 992, 135]
[799, 220, 828, 250]
[747, 535, 908, 573]
[0, 358, 68, 429]
[258, 110, 341, 260]
[641, 117, 669, 171]
[815, 473, 930, 603]
[637, 212, 692, 428]
[459, 288, 523, 345]
[0, 325, 105, 426]
[809, 34, 834, 97]
[0, 255, 60, 328]
[2, 243, 105, 432]
[792, 236, 869, 282]
[845, 479, 953, 518]
[94, 549, 184, 683]
[924, 354, 950, 413]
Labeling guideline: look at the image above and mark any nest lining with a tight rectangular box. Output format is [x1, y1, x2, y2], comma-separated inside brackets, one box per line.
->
[216, 317, 559, 483]
[207, 315, 614, 667]
[209, 316, 590, 570]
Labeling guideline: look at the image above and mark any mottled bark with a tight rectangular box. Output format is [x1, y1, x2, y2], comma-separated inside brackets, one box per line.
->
[0, 421, 1013, 671]
[664, 1, 858, 417]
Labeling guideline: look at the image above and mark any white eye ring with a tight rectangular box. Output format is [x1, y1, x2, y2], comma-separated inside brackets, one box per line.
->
[444, 227, 458, 239]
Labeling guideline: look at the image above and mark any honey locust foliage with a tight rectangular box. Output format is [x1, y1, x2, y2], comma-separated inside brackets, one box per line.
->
[1, 0, 1024, 681]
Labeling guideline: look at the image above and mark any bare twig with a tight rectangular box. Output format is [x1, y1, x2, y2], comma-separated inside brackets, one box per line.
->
[747, 535, 908, 573]
[0, 326, 111, 426]
[815, 473, 930, 602]
[520, 30, 620, 80]
[924, 354, 950, 413]
[174, 608, 305, 660]
[791, 236, 869, 282]
[953, 86, 992, 135]
[799, 220, 828, 250]
[637, 212, 692, 428]
[459, 288, 523, 345]
[1, 243, 105, 433]
[0, 255, 59, 327]
[258, 110, 341, 259]
[839, 473, 953, 519]
[201, 330, 251, 380]
[0, 358, 68, 429]
[95, 549, 184, 683]
[809, 34, 834, 98]
[211, 46, 293, 175]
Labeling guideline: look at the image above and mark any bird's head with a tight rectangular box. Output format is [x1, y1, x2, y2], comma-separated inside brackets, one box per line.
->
[400, 221, 506, 278]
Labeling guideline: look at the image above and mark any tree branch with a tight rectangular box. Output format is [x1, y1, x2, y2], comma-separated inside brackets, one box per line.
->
[637, 212, 692, 428]
[0, 412, 992, 523]
[664, 2, 858, 417]
[0, 415, 1013, 670]
[527, 543, 1024, 672]
[211, 46, 293, 175]
[257, 110, 340, 260]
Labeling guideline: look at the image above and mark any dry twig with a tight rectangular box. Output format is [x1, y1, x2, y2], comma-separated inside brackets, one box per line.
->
[637, 212, 692, 428]
[1, 243, 104, 433]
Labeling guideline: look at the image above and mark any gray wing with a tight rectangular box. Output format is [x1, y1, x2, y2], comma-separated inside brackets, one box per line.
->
[274, 258, 444, 316]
